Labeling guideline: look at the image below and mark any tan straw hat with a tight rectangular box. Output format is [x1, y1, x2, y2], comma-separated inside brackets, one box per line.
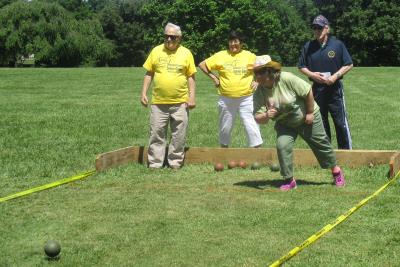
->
[252, 55, 282, 71]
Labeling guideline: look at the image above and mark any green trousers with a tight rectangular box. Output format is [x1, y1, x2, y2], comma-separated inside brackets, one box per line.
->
[275, 112, 337, 179]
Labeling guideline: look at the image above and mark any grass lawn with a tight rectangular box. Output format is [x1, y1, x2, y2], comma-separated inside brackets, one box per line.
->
[0, 67, 399, 266]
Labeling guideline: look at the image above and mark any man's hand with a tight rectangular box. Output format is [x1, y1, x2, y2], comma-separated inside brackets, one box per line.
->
[140, 71, 153, 107]
[326, 73, 340, 85]
[140, 94, 148, 107]
[186, 99, 196, 109]
[305, 113, 314, 125]
[311, 72, 328, 84]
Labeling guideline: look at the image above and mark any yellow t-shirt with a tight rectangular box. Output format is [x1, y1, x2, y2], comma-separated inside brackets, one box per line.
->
[143, 44, 196, 104]
[205, 50, 255, 97]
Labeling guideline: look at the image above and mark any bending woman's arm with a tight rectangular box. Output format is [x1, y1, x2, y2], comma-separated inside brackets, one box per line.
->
[304, 89, 314, 125]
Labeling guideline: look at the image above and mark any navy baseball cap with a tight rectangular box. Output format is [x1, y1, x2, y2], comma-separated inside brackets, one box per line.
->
[312, 15, 329, 27]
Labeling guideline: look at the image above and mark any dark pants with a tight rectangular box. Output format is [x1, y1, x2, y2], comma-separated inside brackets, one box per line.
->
[312, 81, 352, 149]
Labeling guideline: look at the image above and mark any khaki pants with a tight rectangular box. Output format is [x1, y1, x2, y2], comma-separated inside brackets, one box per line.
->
[275, 112, 337, 179]
[148, 103, 188, 168]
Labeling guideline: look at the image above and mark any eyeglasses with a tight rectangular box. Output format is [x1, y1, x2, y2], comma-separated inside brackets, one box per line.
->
[312, 25, 324, 31]
[164, 35, 179, 41]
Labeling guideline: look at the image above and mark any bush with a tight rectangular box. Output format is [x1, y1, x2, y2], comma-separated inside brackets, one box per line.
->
[0, 0, 114, 67]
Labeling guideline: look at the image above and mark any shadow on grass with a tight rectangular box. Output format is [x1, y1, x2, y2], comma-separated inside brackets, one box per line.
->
[233, 179, 331, 190]
[45, 256, 61, 262]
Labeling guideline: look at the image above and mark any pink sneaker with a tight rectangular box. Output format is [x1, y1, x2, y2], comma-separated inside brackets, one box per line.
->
[280, 178, 297, 191]
[333, 170, 345, 187]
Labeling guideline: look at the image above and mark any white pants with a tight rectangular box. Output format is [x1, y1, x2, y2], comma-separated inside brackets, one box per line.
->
[148, 104, 188, 168]
[218, 95, 263, 147]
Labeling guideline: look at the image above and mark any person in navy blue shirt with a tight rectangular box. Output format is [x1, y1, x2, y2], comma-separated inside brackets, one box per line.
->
[298, 15, 353, 149]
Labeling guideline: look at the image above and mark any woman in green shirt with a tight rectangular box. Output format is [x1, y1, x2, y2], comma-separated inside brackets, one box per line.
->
[252, 55, 345, 191]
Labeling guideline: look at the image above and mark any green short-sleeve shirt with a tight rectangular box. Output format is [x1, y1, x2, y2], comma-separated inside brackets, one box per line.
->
[253, 72, 319, 127]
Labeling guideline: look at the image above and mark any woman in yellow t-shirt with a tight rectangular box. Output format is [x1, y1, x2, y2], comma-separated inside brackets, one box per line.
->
[198, 31, 262, 148]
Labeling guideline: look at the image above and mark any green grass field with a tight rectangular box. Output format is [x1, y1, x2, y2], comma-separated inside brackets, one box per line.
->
[0, 67, 399, 266]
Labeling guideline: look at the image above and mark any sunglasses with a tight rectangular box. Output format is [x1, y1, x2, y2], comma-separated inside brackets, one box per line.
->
[312, 25, 324, 31]
[164, 35, 179, 41]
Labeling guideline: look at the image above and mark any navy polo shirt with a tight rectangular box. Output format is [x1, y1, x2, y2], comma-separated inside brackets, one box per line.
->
[298, 36, 352, 77]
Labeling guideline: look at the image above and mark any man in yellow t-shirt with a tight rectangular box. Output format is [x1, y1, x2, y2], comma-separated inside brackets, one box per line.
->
[198, 31, 262, 148]
[140, 22, 196, 169]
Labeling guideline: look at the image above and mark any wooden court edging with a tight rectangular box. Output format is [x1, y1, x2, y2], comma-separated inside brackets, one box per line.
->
[389, 152, 400, 178]
[95, 146, 398, 176]
[95, 146, 147, 171]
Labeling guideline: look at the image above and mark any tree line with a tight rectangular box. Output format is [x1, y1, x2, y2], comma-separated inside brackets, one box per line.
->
[0, 0, 399, 67]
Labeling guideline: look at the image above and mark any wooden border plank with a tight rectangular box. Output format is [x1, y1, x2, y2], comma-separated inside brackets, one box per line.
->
[95, 146, 147, 171]
[95, 146, 397, 172]
[335, 149, 396, 167]
[183, 147, 277, 164]
[389, 152, 400, 178]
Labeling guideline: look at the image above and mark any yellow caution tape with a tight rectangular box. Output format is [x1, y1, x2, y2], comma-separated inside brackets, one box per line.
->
[0, 170, 96, 203]
[269, 170, 400, 267]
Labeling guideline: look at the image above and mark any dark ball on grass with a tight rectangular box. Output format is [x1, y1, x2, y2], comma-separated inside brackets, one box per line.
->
[251, 162, 261, 170]
[44, 240, 61, 258]
[270, 163, 280, 172]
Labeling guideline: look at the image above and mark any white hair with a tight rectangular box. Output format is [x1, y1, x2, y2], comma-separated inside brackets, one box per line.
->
[164, 22, 182, 36]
